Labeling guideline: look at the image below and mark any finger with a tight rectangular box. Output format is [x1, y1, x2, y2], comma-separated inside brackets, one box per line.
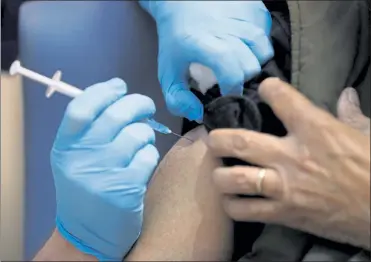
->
[258, 78, 322, 132]
[337, 88, 370, 135]
[57, 78, 127, 143]
[228, 21, 274, 65]
[337, 87, 363, 118]
[165, 83, 204, 122]
[123, 144, 160, 185]
[186, 35, 245, 96]
[222, 195, 280, 223]
[213, 166, 283, 199]
[159, 54, 204, 121]
[207, 129, 287, 167]
[84, 94, 156, 143]
[110, 122, 156, 167]
[228, 36, 262, 82]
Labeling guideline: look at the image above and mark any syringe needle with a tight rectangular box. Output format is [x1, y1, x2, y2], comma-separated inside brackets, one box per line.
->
[170, 132, 194, 142]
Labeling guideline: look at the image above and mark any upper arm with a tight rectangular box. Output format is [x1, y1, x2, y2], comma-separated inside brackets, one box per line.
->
[126, 126, 233, 261]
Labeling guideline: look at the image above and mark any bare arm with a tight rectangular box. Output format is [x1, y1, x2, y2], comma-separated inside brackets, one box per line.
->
[33, 230, 96, 261]
[127, 126, 233, 261]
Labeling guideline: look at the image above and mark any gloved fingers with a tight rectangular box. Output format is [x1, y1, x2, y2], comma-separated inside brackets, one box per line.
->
[187, 34, 244, 96]
[164, 83, 204, 121]
[243, 2, 273, 35]
[84, 94, 156, 144]
[56, 78, 127, 145]
[123, 144, 160, 185]
[227, 21, 274, 65]
[110, 122, 156, 167]
[159, 54, 204, 121]
[227, 36, 261, 83]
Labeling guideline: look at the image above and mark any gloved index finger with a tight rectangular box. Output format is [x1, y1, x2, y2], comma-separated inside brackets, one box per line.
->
[56, 78, 128, 144]
[159, 53, 204, 121]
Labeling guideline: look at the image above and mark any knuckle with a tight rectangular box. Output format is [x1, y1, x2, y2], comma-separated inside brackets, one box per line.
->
[231, 167, 251, 187]
[249, 27, 267, 41]
[89, 78, 127, 94]
[130, 94, 156, 113]
[244, 63, 261, 80]
[128, 123, 156, 144]
[139, 144, 160, 167]
[104, 109, 124, 124]
[65, 101, 94, 124]
[231, 131, 252, 153]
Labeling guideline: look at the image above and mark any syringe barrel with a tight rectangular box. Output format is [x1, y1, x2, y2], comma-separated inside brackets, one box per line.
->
[18, 67, 83, 98]
[145, 118, 172, 134]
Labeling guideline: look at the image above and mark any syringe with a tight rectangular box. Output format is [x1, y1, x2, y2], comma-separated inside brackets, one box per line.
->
[9, 60, 193, 142]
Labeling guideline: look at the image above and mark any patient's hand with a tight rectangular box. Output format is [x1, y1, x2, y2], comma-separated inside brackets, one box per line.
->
[126, 126, 233, 261]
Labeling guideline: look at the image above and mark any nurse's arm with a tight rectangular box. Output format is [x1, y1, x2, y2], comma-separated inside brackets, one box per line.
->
[126, 126, 234, 261]
[33, 229, 96, 261]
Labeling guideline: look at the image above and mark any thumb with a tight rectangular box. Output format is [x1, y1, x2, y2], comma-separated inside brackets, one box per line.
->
[337, 87, 370, 135]
[337, 87, 363, 119]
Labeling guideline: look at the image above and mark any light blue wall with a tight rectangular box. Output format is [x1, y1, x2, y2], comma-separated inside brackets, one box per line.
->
[19, 1, 181, 259]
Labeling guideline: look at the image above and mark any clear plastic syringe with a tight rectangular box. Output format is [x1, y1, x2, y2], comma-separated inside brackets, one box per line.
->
[9, 60, 192, 141]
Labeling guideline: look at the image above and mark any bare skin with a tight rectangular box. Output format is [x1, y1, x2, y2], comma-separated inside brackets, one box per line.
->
[207, 79, 370, 249]
[127, 126, 233, 261]
[33, 230, 96, 261]
[337, 87, 370, 135]
[34, 126, 233, 261]
[34, 84, 369, 261]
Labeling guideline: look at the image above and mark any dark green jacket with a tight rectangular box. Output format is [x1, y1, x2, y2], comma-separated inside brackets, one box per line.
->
[288, 0, 370, 117]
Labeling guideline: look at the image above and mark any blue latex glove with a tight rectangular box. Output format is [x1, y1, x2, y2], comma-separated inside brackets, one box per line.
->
[52, 78, 160, 261]
[140, 1, 273, 122]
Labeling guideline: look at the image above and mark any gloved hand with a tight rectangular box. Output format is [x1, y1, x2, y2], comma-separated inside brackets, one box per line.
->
[51, 78, 160, 261]
[140, 1, 273, 122]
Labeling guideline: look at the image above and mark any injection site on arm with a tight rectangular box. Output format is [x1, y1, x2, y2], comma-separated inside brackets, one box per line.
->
[9, 60, 192, 141]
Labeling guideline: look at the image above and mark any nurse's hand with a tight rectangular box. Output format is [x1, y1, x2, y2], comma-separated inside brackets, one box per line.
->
[51, 79, 160, 261]
[140, 1, 273, 121]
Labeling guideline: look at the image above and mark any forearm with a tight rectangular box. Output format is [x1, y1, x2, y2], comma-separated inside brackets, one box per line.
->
[126, 126, 233, 261]
[33, 229, 96, 261]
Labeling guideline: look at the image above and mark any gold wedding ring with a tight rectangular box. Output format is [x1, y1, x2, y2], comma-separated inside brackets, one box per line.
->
[256, 168, 266, 195]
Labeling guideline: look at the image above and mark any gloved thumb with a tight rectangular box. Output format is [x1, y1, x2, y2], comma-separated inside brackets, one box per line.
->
[337, 87, 370, 135]
[164, 82, 204, 122]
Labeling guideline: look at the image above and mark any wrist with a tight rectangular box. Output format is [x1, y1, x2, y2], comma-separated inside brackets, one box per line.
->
[56, 218, 118, 261]
[33, 229, 96, 261]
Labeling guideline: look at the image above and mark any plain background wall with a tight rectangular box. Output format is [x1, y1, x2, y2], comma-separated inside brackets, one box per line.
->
[18, 1, 182, 259]
[1, 73, 25, 261]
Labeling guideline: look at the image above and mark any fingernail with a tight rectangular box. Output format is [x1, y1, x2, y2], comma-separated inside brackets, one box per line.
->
[346, 88, 360, 107]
